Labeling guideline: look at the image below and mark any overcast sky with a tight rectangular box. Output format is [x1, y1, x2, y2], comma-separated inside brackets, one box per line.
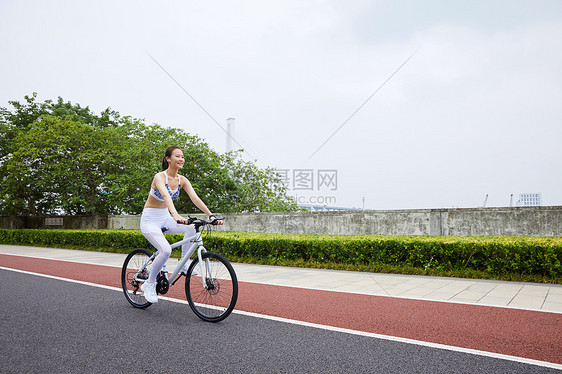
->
[1, 0, 561, 210]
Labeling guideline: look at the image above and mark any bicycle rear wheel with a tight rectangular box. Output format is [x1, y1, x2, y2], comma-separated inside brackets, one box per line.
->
[185, 252, 238, 322]
[121, 248, 154, 308]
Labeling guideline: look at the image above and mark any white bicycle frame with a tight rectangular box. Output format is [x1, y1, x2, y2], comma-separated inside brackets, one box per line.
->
[142, 229, 212, 289]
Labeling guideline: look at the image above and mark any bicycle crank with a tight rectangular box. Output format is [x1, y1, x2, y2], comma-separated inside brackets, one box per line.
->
[156, 272, 170, 295]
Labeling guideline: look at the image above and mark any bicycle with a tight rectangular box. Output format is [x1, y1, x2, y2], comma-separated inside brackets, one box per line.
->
[121, 216, 238, 322]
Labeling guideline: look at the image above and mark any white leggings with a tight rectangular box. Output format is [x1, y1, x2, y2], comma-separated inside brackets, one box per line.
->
[140, 208, 196, 282]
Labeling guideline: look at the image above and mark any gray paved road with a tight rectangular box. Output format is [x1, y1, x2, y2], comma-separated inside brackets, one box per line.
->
[0, 269, 558, 373]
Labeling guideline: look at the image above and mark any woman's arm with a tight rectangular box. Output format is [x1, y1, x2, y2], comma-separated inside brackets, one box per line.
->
[181, 176, 222, 224]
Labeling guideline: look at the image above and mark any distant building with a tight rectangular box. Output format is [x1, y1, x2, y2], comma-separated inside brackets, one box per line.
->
[517, 193, 542, 207]
[298, 204, 361, 212]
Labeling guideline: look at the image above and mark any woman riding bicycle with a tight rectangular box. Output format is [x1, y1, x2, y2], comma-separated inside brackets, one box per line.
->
[140, 145, 222, 303]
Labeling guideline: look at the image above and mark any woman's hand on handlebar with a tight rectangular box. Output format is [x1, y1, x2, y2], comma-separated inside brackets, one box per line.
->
[209, 214, 223, 225]
[173, 214, 190, 225]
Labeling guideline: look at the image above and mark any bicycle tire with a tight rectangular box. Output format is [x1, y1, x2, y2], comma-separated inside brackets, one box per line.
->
[185, 252, 238, 322]
[121, 248, 154, 308]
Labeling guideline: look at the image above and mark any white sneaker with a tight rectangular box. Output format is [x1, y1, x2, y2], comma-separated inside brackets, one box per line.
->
[140, 281, 158, 303]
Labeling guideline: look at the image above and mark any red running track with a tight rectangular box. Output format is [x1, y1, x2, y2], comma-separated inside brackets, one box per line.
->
[1, 254, 561, 365]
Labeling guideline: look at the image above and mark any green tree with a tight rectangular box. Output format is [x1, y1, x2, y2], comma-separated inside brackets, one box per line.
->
[3, 115, 123, 214]
[0, 93, 119, 160]
[0, 94, 297, 215]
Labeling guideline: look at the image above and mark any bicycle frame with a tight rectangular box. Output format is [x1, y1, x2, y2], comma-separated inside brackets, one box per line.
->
[141, 229, 211, 289]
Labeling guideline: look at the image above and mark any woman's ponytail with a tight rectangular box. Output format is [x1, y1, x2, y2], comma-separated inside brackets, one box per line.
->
[162, 156, 169, 171]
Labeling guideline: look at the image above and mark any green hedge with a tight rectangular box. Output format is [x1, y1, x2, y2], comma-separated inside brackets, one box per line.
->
[204, 232, 562, 278]
[1, 229, 561, 281]
[0, 229, 152, 254]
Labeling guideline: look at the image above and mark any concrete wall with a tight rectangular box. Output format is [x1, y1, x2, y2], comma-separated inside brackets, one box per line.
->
[212, 206, 562, 236]
[108, 206, 561, 236]
[0, 215, 108, 230]
[0, 216, 25, 230]
[2, 206, 561, 236]
[108, 215, 141, 230]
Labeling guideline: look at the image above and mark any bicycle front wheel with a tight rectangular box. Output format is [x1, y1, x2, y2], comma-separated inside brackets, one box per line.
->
[185, 252, 238, 322]
[121, 248, 154, 308]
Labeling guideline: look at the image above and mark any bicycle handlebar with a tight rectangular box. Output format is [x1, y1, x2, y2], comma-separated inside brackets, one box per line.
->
[177, 216, 224, 227]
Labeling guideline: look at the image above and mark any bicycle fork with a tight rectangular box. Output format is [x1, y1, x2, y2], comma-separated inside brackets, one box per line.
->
[196, 246, 215, 289]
